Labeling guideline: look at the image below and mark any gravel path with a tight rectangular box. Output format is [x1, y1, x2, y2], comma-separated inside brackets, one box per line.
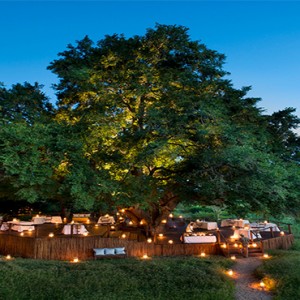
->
[232, 257, 273, 300]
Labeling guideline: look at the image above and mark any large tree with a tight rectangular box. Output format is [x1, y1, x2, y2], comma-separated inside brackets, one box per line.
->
[47, 24, 300, 231]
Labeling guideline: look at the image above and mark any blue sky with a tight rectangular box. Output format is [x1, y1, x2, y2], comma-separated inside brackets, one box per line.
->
[1, 1, 300, 127]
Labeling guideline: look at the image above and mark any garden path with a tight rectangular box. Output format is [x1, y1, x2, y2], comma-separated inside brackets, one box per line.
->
[232, 257, 273, 300]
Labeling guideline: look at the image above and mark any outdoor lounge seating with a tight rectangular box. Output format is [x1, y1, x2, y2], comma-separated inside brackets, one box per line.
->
[93, 247, 126, 259]
[97, 215, 115, 225]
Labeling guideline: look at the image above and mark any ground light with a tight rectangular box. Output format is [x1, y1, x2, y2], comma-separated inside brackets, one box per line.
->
[230, 255, 236, 260]
[71, 257, 79, 263]
[227, 269, 233, 276]
[200, 252, 206, 257]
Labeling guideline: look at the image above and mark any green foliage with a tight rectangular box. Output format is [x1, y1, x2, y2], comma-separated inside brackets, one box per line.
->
[0, 24, 299, 222]
[0, 256, 234, 300]
[256, 246, 300, 299]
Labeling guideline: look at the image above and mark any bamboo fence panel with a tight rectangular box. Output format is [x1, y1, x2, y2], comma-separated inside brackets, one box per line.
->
[0, 233, 294, 261]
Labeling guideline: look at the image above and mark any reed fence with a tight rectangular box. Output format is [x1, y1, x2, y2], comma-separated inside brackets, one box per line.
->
[0, 233, 294, 261]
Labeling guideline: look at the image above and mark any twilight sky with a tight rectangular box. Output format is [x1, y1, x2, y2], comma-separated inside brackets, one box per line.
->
[1, 1, 299, 126]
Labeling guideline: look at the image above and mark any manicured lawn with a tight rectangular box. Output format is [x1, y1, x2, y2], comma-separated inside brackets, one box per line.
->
[0, 256, 235, 300]
[257, 236, 300, 299]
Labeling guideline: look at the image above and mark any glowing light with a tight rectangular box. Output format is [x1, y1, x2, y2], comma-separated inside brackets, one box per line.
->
[20, 232, 24, 236]
[252, 243, 257, 248]
[140, 220, 144, 225]
[129, 221, 133, 225]
[264, 220, 268, 224]
[72, 258, 79, 263]
[228, 269, 233, 276]
[6, 254, 12, 260]
[200, 252, 206, 257]
[169, 213, 173, 218]
[158, 233, 164, 237]
[147, 238, 152, 243]
[263, 253, 269, 258]
[83, 232, 88, 236]
[231, 255, 236, 260]
[121, 233, 126, 238]
[260, 281, 265, 288]
[111, 225, 115, 230]
[95, 224, 99, 227]
[161, 219, 167, 224]
[280, 231, 285, 236]
[179, 215, 183, 219]
[86, 220, 90, 224]
[168, 239, 174, 244]
[234, 243, 238, 248]
[121, 209, 125, 213]
[48, 233, 54, 238]
[13, 218, 17, 222]
[221, 244, 227, 249]
[142, 254, 150, 259]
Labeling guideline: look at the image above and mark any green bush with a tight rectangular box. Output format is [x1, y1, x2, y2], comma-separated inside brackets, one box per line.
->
[257, 240, 300, 299]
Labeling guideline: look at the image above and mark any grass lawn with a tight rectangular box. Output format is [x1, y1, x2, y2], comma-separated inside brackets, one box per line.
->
[0, 255, 235, 300]
[256, 224, 300, 300]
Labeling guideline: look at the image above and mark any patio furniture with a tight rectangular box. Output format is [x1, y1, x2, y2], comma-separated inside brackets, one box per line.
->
[221, 219, 250, 228]
[62, 224, 88, 235]
[97, 215, 115, 225]
[182, 233, 217, 243]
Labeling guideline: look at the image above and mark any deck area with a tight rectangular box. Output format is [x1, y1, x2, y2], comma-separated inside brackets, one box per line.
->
[0, 219, 295, 261]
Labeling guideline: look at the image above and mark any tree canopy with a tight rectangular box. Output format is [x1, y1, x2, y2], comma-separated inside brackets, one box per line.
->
[1, 24, 299, 226]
